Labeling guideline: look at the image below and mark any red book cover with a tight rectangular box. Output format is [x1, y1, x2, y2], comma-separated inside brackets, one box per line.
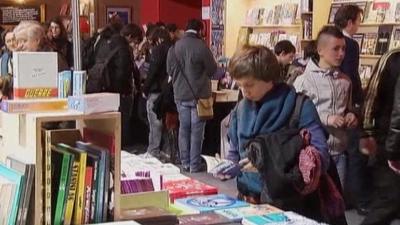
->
[83, 128, 115, 155]
[83, 166, 93, 224]
[163, 178, 218, 202]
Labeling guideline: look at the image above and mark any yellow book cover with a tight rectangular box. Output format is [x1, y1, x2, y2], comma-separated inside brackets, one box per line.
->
[63, 161, 79, 225]
[57, 144, 87, 225]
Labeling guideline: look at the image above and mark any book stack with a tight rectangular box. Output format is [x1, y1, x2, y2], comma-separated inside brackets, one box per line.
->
[0, 157, 35, 225]
[67, 93, 120, 114]
[242, 211, 329, 225]
[215, 204, 282, 223]
[43, 128, 114, 225]
[163, 178, 218, 202]
[120, 206, 178, 225]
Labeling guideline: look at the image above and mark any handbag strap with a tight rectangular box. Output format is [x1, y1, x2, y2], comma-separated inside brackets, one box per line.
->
[171, 46, 199, 100]
[288, 94, 306, 129]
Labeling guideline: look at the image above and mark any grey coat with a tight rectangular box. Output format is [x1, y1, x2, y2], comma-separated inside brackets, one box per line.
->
[167, 32, 217, 101]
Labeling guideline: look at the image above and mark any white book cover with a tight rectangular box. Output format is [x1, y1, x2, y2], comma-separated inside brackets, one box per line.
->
[67, 92, 119, 114]
[13, 52, 58, 99]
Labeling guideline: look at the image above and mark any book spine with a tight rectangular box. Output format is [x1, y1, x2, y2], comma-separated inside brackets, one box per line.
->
[83, 167, 93, 224]
[53, 154, 71, 225]
[73, 153, 87, 224]
[45, 134, 52, 225]
[89, 161, 98, 223]
[63, 161, 79, 225]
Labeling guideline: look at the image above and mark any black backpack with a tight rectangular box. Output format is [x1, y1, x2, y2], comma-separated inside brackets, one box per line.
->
[86, 45, 120, 93]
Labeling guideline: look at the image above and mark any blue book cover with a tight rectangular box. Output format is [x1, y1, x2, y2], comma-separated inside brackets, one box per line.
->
[0, 163, 24, 225]
[242, 213, 288, 225]
[174, 194, 249, 214]
[58, 70, 72, 98]
[73, 71, 87, 96]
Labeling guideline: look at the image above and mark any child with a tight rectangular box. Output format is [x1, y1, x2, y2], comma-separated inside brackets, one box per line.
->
[294, 26, 358, 188]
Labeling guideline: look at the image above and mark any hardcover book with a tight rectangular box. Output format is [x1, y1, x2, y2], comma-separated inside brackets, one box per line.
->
[1, 98, 67, 113]
[67, 93, 120, 114]
[375, 25, 393, 55]
[389, 26, 400, 50]
[163, 178, 218, 202]
[174, 194, 248, 214]
[0, 164, 24, 225]
[58, 70, 72, 98]
[120, 206, 178, 224]
[178, 212, 233, 225]
[215, 204, 282, 222]
[12, 52, 58, 99]
[361, 33, 378, 55]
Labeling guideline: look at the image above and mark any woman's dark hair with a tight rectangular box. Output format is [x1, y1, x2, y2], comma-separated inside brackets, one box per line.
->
[229, 45, 281, 83]
[49, 16, 68, 40]
[166, 23, 178, 33]
[121, 23, 143, 42]
[149, 27, 171, 44]
[334, 5, 363, 29]
[274, 40, 296, 55]
[303, 40, 319, 61]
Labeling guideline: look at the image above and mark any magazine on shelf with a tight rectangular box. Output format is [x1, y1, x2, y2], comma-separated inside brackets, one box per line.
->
[359, 64, 373, 89]
[361, 33, 378, 55]
[353, 33, 365, 53]
[390, 26, 400, 50]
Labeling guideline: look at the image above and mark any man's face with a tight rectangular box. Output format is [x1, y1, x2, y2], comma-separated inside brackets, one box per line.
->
[277, 52, 295, 66]
[234, 76, 273, 102]
[15, 31, 40, 52]
[318, 36, 346, 67]
[4, 32, 16, 51]
[348, 13, 362, 35]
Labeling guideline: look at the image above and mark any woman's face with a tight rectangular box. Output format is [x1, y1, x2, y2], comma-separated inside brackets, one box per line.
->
[15, 31, 40, 52]
[4, 32, 16, 51]
[50, 22, 62, 38]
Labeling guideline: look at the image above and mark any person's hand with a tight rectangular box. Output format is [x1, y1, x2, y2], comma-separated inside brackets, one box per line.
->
[210, 160, 241, 180]
[239, 158, 258, 173]
[327, 115, 346, 128]
[359, 136, 377, 155]
[388, 160, 400, 175]
[345, 112, 358, 128]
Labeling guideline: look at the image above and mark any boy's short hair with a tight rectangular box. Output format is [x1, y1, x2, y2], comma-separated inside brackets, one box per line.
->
[334, 5, 363, 29]
[186, 19, 203, 32]
[121, 23, 143, 41]
[166, 23, 178, 33]
[316, 26, 345, 46]
[229, 45, 281, 83]
[274, 40, 296, 55]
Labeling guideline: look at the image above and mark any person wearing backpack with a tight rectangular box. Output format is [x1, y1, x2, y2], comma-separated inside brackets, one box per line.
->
[88, 19, 134, 148]
[212, 45, 343, 223]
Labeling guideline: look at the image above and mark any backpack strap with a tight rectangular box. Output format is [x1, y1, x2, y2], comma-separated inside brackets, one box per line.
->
[288, 94, 306, 128]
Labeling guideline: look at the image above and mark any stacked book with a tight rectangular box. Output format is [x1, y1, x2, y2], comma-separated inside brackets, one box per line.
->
[120, 206, 178, 225]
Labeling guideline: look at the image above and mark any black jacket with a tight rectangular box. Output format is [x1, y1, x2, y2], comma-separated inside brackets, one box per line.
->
[386, 69, 400, 161]
[93, 28, 133, 95]
[143, 41, 172, 95]
[340, 36, 363, 111]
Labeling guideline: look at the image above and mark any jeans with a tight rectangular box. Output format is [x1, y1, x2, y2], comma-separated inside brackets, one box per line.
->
[146, 93, 163, 156]
[175, 100, 206, 172]
[332, 153, 347, 190]
[346, 129, 371, 207]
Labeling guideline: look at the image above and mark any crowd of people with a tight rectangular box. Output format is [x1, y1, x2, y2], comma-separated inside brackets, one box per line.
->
[1, 4, 400, 225]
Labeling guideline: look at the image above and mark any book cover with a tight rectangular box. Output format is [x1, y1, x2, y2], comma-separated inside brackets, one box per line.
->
[390, 26, 400, 50]
[68, 93, 120, 114]
[5, 155, 35, 225]
[0, 183, 17, 225]
[395, 3, 400, 22]
[353, 33, 364, 53]
[163, 178, 218, 202]
[375, 25, 393, 55]
[63, 160, 79, 225]
[361, 33, 378, 55]
[51, 146, 74, 225]
[120, 206, 178, 224]
[359, 64, 373, 89]
[178, 212, 233, 225]
[72, 71, 86, 96]
[242, 212, 288, 225]
[0, 164, 24, 225]
[328, 3, 341, 24]
[174, 194, 249, 214]
[373, 2, 390, 23]
[12, 52, 58, 99]
[57, 143, 87, 225]
[83, 166, 94, 224]
[58, 70, 72, 98]
[215, 204, 282, 222]
[76, 141, 109, 223]
[1, 98, 68, 113]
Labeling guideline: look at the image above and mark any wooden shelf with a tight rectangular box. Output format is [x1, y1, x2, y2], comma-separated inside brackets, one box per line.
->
[242, 24, 301, 28]
[360, 54, 382, 59]
[360, 22, 400, 27]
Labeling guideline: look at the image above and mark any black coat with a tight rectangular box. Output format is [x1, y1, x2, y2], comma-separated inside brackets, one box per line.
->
[340, 36, 363, 111]
[143, 41, 172, 95]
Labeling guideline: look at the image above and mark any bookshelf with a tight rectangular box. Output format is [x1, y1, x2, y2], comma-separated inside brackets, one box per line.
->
[0, 110, 123, 225]
[241, 24, 302, 28]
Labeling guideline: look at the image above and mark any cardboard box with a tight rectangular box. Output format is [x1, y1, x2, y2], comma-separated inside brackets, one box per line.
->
[214, 89, 240, 102]
[68, 93, 120, 114]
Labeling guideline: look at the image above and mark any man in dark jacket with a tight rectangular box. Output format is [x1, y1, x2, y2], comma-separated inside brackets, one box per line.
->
[334, 5, 370, 214]
[143, 27, 172, 157]
[167, 19, 217, 172]
[92, 21, 134, 148]
[360, 49, 400, 225]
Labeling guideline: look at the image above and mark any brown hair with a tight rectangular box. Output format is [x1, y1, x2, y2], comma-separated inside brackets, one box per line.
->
[228, 45, 281, 83]
[334, 5, 363, 29]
